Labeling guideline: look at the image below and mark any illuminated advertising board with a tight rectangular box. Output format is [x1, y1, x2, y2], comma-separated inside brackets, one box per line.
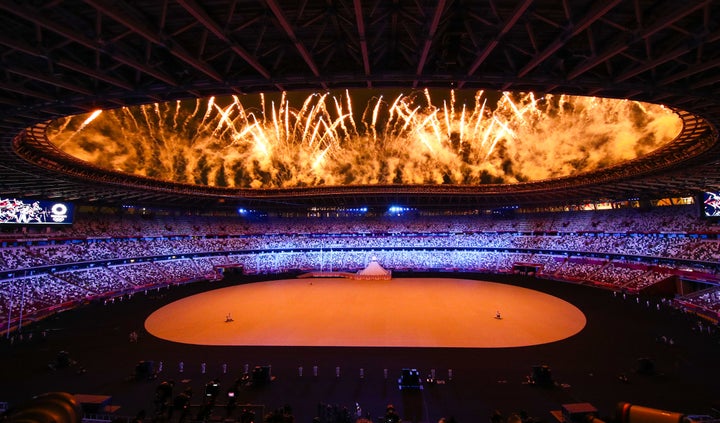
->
[702, 191, 720, 218]
[0, 198, 74, 224]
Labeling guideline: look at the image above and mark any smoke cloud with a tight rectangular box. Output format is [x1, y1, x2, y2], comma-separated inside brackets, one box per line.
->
[46, 90, 681, 189]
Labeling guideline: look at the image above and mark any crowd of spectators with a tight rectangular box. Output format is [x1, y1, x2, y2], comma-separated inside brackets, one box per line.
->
[3, 205, 719, 273]
[1, 204, 719, 329]
[1, 231, 718, 273]
[679, 286, 720, 313]
[0, 274, 90, 320]
[2, 203, 719, 240]
[56, 267, 132, 295]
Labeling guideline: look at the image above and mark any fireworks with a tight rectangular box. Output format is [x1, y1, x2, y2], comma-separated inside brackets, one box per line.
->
[46, 89, 682, 189]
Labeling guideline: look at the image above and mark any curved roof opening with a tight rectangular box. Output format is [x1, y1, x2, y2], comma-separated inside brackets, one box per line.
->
[46, 90, 682, 190]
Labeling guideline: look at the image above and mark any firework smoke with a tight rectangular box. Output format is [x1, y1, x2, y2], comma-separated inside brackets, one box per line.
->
[46, 90, 681, 189]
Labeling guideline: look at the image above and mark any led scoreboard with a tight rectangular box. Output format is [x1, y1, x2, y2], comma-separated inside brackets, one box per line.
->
[0, 198, 74, 225]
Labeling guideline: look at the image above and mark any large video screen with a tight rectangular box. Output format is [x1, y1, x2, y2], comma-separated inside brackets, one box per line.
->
[702, 191, 720, 217]
[0, 198, 74, 225]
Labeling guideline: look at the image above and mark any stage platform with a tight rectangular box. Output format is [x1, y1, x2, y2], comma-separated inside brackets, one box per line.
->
[145, 277, 586, 348]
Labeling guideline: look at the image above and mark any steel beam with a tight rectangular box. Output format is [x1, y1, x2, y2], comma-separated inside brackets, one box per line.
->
[353, 0, 371, 86]
[518, 0, 622, 78]
[568, 1, 711, 80]
[415, 0, 447, 77]
[85, 0, 224, 82]
[264, 0, 323, 82]
[463, 0, 534, 85]
[176, 0, 273, 81]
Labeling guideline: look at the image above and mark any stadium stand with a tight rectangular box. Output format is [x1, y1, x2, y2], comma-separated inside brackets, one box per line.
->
[1, 204, 719, 331]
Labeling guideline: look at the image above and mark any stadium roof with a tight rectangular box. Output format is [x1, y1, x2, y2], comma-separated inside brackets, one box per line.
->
[1, 0, 720, 211]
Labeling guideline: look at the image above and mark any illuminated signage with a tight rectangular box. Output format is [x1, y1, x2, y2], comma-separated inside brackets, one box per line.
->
[0, 198, 74, 224]
[702, 191, 720, 217]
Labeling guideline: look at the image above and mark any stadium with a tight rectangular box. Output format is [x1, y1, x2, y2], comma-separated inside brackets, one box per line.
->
[1, 1, 720, 423]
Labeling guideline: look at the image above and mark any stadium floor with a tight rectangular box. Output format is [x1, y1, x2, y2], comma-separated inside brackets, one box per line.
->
[144, 278, 586, 348]
[1, 273, 719, 423]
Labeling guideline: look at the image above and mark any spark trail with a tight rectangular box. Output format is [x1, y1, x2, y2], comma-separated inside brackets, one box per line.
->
[47, 90, 682, 189]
